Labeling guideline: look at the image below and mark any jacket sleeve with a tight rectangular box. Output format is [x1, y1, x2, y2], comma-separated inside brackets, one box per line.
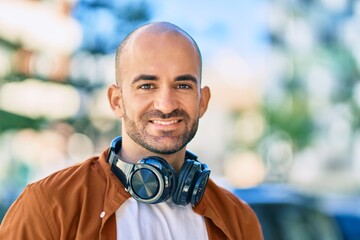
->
[0, 184, 55, 240]
[238, 198, 264, 240]
[197, 179, 264, 240]
[223, 189, 264, 240]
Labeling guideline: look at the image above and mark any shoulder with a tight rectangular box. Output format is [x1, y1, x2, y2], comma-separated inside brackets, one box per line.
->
[198, 179, 263, 239]
[204, 178, 254, 214]
[35, 156, 104, 190]
[0, 155, 108, 239]
[28, 156, 107, 205]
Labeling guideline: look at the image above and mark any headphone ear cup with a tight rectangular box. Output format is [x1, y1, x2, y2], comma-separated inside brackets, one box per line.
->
[190, 167, 210, 206]
[134, 156, 176, 204]
[172, 160, 202, 206]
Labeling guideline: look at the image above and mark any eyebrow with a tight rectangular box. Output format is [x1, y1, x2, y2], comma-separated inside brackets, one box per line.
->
[131, 74, 199, 85]
[175, 74, 198, 85]
[131, 74, 158, 85]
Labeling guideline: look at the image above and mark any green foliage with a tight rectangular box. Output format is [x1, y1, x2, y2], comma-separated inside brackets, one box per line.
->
[0, 110, 43, 133]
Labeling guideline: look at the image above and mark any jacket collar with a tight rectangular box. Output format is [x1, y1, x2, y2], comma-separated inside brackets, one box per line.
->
[98, 148, 131, 222]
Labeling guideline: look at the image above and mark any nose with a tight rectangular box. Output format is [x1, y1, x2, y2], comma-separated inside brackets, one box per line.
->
[153, 87, 178, 114]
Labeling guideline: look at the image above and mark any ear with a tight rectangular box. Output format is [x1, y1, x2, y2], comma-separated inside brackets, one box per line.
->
[199, 86, 211, 118]
[108, 84, 124, 118]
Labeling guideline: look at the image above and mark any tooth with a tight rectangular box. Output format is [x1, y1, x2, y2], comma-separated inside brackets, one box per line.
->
[153, 120, 177, 125]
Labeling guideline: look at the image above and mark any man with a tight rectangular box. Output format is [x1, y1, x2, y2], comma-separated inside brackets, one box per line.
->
[0, 22, 263, 239]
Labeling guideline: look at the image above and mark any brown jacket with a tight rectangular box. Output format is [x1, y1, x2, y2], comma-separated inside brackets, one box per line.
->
[0, 148, 263, 240]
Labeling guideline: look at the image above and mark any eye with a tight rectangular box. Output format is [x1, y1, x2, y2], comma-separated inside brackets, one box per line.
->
[139, 84, 155, 90]
[177, 83, 192, 89]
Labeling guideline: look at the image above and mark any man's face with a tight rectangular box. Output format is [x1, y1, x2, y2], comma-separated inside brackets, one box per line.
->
[114, 31, 209, 155]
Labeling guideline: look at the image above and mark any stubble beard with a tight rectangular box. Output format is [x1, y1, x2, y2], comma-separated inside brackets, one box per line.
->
[122, 108, 199, 155]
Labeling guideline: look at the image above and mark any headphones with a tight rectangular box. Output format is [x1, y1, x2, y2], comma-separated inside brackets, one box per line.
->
[107, 136, 211, 206]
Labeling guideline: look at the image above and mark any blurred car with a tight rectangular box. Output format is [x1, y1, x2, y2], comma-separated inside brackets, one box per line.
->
[233, 184, 344, 240]
[318, 194, 360, 240]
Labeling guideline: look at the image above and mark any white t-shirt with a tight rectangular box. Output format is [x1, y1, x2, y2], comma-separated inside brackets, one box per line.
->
[116, 198, 208, 240]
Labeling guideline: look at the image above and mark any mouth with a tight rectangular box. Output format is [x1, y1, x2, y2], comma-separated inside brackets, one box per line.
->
[150, 119, 182, 126]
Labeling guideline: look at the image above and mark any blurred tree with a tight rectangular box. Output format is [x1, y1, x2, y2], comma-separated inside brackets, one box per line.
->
[0, 110, 43, 132]
[72, 0, 152, 53]
[258, 0, 360, 181]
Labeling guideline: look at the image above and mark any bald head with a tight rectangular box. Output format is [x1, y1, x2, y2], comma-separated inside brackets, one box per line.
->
[115, 22, 202, 85]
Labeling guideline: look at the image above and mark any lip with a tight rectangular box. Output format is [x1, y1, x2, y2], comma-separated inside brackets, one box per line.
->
[149, 119, 182, 127]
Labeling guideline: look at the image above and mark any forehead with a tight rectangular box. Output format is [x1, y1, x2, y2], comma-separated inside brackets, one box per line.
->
[127, 29, 199, 60]
[127, 23, 197, 50]
[118, 29, 201, 82]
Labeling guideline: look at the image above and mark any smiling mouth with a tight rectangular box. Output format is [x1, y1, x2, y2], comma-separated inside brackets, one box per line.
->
[151, 119, 181, 126]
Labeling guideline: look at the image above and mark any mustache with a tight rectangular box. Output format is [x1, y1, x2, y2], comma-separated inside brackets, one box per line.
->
[143, 109, 190, 120]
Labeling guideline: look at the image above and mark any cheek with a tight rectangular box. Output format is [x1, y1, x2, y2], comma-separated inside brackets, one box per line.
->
[122, 95, 150, 118]
[184, 101, 202, 118]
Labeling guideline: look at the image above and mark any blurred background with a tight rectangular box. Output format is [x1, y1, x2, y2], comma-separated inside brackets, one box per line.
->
[1, 0, 360, 239]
